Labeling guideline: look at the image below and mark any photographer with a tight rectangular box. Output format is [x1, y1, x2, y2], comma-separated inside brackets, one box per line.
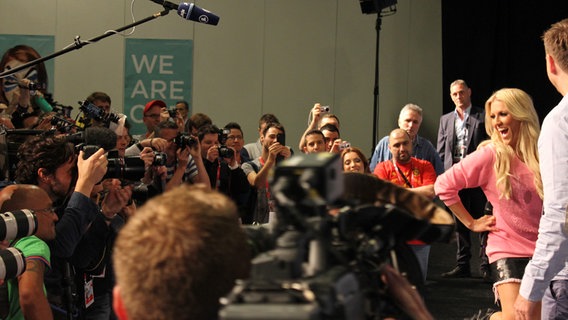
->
[15, 135, 129, 318]
[1, 184, 59, 320]
[297, 103, 341, 151]
[154, 120, 210, 191]
[320, 123, 348, 154]
[69, 122, 138, 319]
[241, 122, 291, 224]
[198, 124, 249, 207]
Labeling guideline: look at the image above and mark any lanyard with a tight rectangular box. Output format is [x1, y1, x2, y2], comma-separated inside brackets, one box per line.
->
[215, 160, 221, 190]
[393, 160, 413, 188]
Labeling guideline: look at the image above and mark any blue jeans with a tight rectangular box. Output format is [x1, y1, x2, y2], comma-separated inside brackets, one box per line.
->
[542, 280, 568, 320]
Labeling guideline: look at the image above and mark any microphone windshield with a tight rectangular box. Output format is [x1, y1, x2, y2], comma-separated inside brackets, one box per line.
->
[177, 2, 219, 25]
[84, 126, 117, 152]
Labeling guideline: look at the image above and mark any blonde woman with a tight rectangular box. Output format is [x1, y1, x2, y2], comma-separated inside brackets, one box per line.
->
[435, 88, 543, 320]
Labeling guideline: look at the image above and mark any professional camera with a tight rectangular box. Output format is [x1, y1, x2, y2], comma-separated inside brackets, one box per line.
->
[105, 150, 167, 182]
[0, 209, 38, 280]
[174, 133, 198, 149]
[220, 153, 453, 319]
[216, 128, 234, 158]
[218, 146, 234, 158]
[77, 100, 121, 127]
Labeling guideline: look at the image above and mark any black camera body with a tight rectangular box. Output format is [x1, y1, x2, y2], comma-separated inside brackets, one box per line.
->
[167, 107, 177, 119]
[218, 146, 234, 158]
[216, 128, 234, 158]
[174, 133, 198, 150]
[50, 115, 77, 133]
[106, 150, 167, 182]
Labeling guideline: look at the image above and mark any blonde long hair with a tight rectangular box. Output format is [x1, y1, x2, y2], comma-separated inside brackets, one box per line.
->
[482, 88, 542, 199]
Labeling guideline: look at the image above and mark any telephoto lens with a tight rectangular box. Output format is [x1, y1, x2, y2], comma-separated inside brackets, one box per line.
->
[0, 210, 38, 241]
[0, 247, 26, 280]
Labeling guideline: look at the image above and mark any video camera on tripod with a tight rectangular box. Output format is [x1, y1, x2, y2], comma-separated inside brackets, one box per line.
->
[220, 153, 453, 319]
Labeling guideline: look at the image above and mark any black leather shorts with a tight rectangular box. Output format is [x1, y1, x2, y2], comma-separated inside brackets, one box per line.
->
[491, 257, 531, 282]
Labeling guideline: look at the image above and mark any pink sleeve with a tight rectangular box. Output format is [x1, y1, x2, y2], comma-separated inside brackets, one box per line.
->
[434, 145, 495, 206]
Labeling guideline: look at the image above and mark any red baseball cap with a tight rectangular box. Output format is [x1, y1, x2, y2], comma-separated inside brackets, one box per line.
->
[143, 100, 167, 114]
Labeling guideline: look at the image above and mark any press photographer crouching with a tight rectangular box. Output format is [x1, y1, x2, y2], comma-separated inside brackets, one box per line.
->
[14, 132, 131, 319]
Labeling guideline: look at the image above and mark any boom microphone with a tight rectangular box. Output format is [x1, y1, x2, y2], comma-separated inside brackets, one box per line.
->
[149, 0, 219, 25]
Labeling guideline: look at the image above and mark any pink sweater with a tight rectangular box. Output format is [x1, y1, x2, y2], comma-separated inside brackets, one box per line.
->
[435, 144, 543, 263]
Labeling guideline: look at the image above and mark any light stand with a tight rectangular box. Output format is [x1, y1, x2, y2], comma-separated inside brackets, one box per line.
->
[358, 0, 397, 151]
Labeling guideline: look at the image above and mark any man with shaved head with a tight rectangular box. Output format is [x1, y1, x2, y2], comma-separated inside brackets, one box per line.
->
[1, 184, 59, 319]
[373, 128, 437, 282]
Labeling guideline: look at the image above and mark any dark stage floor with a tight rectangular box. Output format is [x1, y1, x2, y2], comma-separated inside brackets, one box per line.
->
[424, 237, 496, 319]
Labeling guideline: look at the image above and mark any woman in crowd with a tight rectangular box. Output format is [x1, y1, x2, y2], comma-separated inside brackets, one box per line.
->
[0, 45, 49, 116]
[340, 146, 370, 174]
[435, 88, 543, 320]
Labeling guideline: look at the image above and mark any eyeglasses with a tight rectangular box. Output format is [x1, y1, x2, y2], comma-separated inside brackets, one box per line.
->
[144, 114, 161, 119]
[227, 135, 243, 141]
[34, 206, 56, 216]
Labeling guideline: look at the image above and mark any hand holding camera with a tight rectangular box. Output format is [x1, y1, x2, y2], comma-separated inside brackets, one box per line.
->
[309, 103, 331, 126]
[76, 148, 109, 196]
[330, 139, 350, 154]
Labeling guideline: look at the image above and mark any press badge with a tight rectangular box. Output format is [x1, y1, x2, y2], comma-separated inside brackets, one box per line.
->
[84, 275, 94, 308]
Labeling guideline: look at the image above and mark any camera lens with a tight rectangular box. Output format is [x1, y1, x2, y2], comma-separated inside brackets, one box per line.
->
[0, 247, 26, 280]
[0, 210, 38, 241]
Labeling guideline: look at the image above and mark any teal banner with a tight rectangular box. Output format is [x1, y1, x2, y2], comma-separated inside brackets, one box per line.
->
[124, 38, 193, 135]
[0, 35, 55, 92]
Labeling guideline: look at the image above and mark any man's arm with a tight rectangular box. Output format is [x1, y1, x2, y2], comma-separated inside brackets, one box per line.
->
[188, 138, 211, 189]
[298, 103, 324, 150]
[18, 259, 53, 320]
[250, 159, 275, 189]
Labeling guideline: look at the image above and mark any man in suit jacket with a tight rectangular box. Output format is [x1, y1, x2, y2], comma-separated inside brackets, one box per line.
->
[437, 79, 490, 280]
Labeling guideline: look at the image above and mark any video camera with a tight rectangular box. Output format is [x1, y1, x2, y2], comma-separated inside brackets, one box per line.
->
[220, 153, 453, 319]
[77, 100, 121, 128]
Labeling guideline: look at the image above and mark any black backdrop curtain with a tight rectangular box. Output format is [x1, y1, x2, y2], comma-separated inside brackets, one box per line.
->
[441, 1, 568, 122]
